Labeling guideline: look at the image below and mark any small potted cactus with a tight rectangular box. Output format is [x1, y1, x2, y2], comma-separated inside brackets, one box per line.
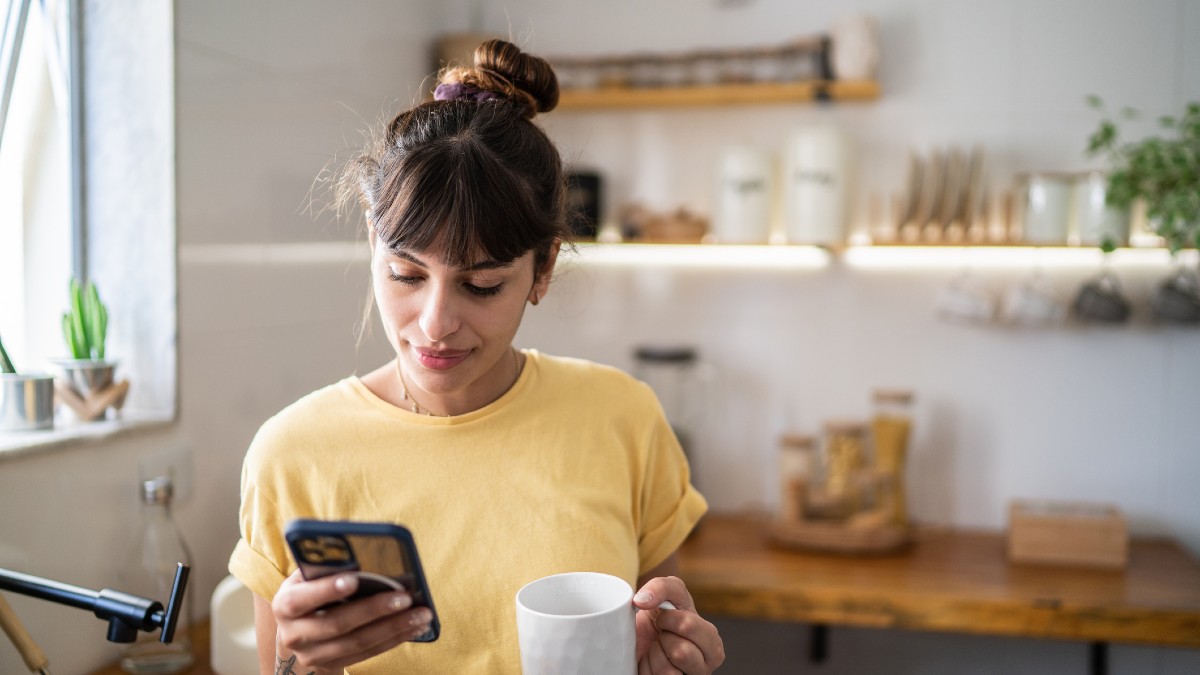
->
[0, 333, 56, 431]
[51, 278, 121, 419]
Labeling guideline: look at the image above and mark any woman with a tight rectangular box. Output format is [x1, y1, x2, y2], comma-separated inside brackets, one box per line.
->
[229, 39, 724, 674]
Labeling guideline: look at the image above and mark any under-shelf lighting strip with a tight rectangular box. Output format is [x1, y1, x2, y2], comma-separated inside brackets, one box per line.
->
[842, 245, 1197, 270]
[566, 243, 831, 269]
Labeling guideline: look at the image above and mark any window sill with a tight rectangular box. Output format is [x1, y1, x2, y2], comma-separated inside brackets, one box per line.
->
[0, 409, 176, 461]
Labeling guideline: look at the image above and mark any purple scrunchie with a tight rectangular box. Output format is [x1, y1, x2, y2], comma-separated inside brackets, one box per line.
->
[434, 82, 501, 103]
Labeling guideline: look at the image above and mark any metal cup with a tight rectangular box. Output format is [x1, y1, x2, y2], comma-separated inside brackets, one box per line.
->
[0, 374, 55, 431]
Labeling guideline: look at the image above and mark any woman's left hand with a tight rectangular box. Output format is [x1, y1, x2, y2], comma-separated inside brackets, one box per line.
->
[633, 576, 725, 674]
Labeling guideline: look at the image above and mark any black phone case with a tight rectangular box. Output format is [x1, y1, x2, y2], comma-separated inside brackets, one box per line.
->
[284, 519, 440, 642]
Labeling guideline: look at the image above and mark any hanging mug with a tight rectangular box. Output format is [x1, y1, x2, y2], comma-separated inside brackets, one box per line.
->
[1071, 272, 1131, 324]
[1150, 269, 1200, 324]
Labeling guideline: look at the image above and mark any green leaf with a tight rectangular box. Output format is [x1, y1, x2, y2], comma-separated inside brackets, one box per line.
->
[0, 334, 16, 374]
[63, 313, 85, 359]
[1086, 121, 1117, 155]
[84, 282, 103, 359]
[68, 279, 88, 359]
[1086, 94, 1103, 108]
[1100, 236, 1117, 254]
[96, 301, 108, 360]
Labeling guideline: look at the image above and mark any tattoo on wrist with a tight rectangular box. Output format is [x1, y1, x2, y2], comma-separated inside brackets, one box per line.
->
[274, 653, 315, 675]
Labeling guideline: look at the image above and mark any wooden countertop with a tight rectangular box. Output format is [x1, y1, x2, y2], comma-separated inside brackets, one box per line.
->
[677, 513, 1200, 648]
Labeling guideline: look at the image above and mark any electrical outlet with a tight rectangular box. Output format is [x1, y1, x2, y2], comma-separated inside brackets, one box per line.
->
[136, 445, 194, 505]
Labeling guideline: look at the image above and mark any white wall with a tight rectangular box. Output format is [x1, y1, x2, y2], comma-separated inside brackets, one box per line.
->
[0, 1, 1196, 673]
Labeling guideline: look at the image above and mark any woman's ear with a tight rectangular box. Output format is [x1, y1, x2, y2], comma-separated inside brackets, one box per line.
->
[528, 239, 561, 306]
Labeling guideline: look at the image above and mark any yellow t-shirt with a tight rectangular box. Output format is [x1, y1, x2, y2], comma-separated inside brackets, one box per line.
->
[228, 350, 707, 674]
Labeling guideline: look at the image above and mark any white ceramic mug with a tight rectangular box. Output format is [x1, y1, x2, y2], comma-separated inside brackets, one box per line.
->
[515, 572, 671, 675]
[1001, 279, 1065, 326]
[936, 275, 996, 324]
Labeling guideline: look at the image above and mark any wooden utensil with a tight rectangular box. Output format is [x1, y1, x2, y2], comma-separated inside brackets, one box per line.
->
[0, 594, 51, 674]
[918, 149, 944, 241]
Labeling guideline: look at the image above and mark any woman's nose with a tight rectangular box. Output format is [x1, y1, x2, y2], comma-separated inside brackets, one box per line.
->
[418, 285, 460, 342]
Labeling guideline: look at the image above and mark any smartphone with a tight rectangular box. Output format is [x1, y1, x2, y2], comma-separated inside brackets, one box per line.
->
[284, 519, 440, 642]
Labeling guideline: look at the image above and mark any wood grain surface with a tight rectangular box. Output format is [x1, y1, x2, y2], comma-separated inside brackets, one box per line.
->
[678, 513, 1200, 648]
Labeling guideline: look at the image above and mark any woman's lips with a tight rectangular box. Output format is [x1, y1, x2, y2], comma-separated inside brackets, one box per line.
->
[414, 348, 470, 371]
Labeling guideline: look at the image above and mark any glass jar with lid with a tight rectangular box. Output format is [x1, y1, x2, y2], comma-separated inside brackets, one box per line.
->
[871, 389, 914, 525]
[778, 433, 815, 522]
[810, 420, 869, 519]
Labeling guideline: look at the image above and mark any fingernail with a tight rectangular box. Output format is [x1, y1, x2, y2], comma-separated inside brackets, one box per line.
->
[334, 574, 357, 592]
[390, 593, 412, 611]
[634, 591, 652, 604]
[410, 609, 432, 626]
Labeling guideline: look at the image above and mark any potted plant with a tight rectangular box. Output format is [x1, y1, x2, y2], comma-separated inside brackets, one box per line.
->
[0, 333, 56, 431]
[1087, 98, 1200, 323]
[51, 278, 119, 414]
[1086, 97, 1200, 253]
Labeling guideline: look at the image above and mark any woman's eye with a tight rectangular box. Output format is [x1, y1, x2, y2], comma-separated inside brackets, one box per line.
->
[465, 283, 503, 297]
[387, 271, 422, 285]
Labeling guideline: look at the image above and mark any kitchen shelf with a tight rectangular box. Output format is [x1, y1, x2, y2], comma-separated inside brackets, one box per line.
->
[556, 79, 880, 110]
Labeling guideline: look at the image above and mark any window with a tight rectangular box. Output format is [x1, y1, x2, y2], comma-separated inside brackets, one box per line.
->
[1, 0, 72, 375]
[1, 0, 177, 451]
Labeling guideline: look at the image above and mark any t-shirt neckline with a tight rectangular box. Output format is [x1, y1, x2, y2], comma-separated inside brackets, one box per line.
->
[347, 349, 538, 425]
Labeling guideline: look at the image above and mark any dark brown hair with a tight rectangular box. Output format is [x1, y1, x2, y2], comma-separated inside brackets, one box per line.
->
[344, 39, 566, 274]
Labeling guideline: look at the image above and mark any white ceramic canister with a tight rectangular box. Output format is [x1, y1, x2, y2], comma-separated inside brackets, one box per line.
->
[713, 146, 774, 243]
[1070, 172, 1130, 247]
[1017, 173, 1072, 244]
[782, 125, 852, 245]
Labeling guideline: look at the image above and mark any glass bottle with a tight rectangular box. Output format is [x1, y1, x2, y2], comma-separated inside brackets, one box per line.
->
[871, 389, 914, 526]
[119, 476, 194, 674]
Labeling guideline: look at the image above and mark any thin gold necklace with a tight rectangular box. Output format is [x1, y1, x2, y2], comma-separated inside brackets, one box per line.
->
[395, 349, 522, 416]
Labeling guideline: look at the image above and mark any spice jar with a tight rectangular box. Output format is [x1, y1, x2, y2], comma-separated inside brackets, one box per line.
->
[871, 389, 914, 526]
[778, 434, 815, 522]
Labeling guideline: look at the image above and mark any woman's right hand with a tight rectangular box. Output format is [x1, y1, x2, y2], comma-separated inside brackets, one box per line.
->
[270, 570, 435, 673]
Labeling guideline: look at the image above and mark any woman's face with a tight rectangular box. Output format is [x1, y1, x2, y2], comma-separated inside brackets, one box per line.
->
[370, 236, 554, 413]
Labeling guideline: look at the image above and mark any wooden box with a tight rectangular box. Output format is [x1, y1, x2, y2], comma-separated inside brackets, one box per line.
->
[1007, 500, 1128, 570]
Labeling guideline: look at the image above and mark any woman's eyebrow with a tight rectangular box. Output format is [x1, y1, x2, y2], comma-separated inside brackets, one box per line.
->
[390, 249, 513, 272]
[464, 259, 514, 272]
[391, 250, 428, 268]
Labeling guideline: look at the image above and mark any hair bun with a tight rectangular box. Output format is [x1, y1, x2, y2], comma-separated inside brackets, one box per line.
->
[467, 39, 559, 117]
